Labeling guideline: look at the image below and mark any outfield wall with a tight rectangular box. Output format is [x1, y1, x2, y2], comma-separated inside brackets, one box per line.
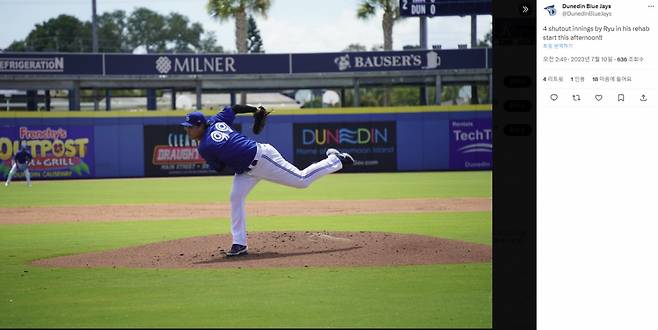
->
[0, 107, 491, 179]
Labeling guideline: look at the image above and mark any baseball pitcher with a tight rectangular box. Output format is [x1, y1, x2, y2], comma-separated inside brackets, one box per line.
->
[181, 105, 354, 257]
[5, 144, 33, 187]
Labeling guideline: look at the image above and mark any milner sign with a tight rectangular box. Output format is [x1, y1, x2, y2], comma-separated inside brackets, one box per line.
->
[156, 56, 236, 74]
[0, 48, 490, 75]
[105, 54, 289, 75]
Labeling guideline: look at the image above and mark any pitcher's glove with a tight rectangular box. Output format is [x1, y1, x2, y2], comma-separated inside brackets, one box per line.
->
[252, 105, 272, 135]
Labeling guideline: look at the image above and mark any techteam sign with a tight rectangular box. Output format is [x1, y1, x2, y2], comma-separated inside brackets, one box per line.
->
[0, 126, 94, 179]
[449, 119, 492, 170]
[294, 122, 397, 172]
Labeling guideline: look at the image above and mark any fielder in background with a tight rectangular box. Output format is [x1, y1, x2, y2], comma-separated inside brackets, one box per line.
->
[181, 105, 355, 257]
[5, 143, 33, 187]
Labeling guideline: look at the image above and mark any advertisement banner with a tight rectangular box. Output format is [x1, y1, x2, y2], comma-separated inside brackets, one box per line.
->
[0, 50, 489, 76]
[0, 126, 94, 179]
[449, 119, 492, 170]
[292, 49, 488, 73]
[106, 54, 289, 75]
[0, 53, 103, 75]
[143, 124, 241, 177]
[293, 122, 397, 172]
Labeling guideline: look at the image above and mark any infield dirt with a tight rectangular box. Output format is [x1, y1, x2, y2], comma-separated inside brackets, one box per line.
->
[31, 231, 492, 269]
[21, 197, 491, 269]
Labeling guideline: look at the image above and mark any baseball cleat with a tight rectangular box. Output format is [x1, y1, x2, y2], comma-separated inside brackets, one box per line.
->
[225, 244, 248, 257]
[326, 148, 340, 157]
[326, 148, 354, 166]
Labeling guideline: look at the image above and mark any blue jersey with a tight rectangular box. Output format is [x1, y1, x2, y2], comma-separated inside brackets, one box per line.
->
[197, 106, 257, 174]
[14, 148, 33, 164]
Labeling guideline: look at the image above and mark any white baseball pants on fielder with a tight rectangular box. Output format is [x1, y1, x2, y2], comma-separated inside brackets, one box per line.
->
[229, 143, 343, 246]
[5, 163, 31, 187]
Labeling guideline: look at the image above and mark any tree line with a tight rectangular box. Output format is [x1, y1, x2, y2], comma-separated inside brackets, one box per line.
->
[4, 7, 269, 54]
[4, 0, 490, 106]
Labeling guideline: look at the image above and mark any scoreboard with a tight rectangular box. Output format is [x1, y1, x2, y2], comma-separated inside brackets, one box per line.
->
[399, 0, 491, 17]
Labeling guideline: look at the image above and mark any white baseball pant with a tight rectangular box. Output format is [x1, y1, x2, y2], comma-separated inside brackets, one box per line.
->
[228, 143, 342, 246]
[5, 163, 31, 187]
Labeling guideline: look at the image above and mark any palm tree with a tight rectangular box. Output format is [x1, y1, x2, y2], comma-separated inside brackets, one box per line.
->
[357, 0, 402, 106]
[356, 0, 401, 51]
[207, 0, 271, 104]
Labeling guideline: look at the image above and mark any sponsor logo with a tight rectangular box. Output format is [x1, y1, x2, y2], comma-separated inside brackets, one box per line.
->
[19, 126, 67, 140]
[155, 56, 237, 74]
[0, 57, 64, 72]
[458, 143, 492, 154]
[152, 146, 203, 165]
[293, 122, 397, 172]
[168, 132, 196, 147]
[353, 54, 422, 69]
[334, 54, 351, 71]
[0, 127, 89, 160]
[332, 52, 437, 71]
[452, 129, 492, 142]
[465, 161, 491, 168]
[0, 126, 92, 175]
[152, 131, 201, 165]
[27, 157, 83, 171]
[449, 120, 492, 170]
[302, 127, 388, 145]
[423, 51, 440, 69]
[451, 121, 492, 146]
[155, 56, 172, 74]
[152, 132, 201, 164]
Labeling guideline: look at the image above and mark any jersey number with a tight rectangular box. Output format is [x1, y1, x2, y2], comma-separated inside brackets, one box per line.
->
[210, 122, 234, 143]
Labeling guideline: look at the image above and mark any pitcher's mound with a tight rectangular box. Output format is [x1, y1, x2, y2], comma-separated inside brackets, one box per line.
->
[32, 231, 491, 269]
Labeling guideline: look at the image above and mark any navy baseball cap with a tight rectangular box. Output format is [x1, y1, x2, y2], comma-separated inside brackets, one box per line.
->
[180, 111, 206, 127]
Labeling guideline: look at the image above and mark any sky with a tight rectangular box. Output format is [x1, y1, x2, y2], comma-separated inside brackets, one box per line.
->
[0, 0, 492, 53]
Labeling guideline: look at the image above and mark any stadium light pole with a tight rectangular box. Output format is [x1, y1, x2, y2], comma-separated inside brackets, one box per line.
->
[470, 14, 479, 104]
[419, 17, 428, 105]
[419, 17, 428, 48]
[92, 0, 99, 111]
[92, 0, 98, 52]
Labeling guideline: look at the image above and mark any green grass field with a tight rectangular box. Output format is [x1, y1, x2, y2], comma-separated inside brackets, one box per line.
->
[0, 171, 491, 328]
